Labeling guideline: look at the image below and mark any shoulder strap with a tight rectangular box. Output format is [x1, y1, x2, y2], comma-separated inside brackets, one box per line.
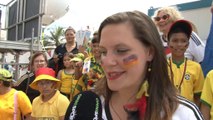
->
[14, 91, 18, 120]
[25, 72, 33, 94]
[15, 72, 34, 86]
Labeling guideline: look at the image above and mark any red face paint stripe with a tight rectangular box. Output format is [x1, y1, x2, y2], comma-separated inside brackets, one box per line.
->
[123, 55, 138, 66]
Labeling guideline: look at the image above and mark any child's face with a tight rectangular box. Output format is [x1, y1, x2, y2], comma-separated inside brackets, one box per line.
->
[168, 32, 189, 58]
[63, 56, 72, 68]
[37, 80, 56, 98]
[91, 43, 101, 58]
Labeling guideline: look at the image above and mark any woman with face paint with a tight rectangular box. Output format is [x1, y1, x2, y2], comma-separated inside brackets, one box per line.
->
[64, 11, 204, 120]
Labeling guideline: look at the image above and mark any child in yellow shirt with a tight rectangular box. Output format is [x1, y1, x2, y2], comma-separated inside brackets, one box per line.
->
[167, 20, 204, 107]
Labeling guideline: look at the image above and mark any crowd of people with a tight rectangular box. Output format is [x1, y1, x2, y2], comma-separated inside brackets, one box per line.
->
[0, 5, 213, 120]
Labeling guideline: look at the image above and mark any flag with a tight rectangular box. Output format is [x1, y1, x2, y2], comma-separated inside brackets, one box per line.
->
[201, 13, 213, 77]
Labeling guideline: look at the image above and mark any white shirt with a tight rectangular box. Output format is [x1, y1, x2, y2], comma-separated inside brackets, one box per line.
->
[101, 96, 204, 120]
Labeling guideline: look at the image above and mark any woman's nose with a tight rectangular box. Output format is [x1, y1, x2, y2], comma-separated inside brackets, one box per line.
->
[101, 52, 117, 67]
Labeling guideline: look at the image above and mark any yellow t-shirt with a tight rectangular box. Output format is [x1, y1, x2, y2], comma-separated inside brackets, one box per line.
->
[168, 59, 204, 102]
[0, 88, 32, 120]
[31, 90, 69, 120]
[60, 70, 75, 94]
[201, 70, 213, 120]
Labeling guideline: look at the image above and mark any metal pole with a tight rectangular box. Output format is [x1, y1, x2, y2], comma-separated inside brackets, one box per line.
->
[15, 0, 19, 41]
[1, 53, 6, 68]
[38, 0, 45, 51]
[31, 28, 34, 53]
[14, 52, 19, 80]
[30, 28, 34, 71]
[22, 0, 26, 40]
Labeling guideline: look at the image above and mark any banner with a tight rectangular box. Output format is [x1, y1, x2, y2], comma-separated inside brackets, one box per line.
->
[201, 13, 213, 77]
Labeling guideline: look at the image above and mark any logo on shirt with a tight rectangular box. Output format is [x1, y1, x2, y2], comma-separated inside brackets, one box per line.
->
[36, 117, 54, 120]
[184, 73, 190, 80]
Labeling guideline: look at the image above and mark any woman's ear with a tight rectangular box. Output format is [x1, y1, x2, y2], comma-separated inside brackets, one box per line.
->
[147, 46, 154, 62]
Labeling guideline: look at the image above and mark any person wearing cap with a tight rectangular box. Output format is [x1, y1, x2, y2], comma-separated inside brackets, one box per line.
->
[153, 6, 205, 63]
[0, 68, 32, 120]
[30, 67, 69, 120]
[167, 19, 204, 107]
[57, 52, 75, 99]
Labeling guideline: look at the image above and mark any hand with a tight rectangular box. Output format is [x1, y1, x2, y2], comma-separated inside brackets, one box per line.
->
[75, 61, 83, 68]
[211, 5, 213, 14]
[78, 45, 86, 53]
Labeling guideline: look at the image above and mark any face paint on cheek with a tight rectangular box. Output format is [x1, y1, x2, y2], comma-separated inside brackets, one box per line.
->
[123, 55, 139, 68]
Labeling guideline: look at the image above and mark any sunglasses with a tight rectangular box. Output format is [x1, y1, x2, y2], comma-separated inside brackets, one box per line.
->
[154, 14, 169, 21]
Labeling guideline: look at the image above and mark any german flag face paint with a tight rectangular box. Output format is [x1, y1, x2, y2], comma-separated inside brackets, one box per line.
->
[123, 54, 139, 68]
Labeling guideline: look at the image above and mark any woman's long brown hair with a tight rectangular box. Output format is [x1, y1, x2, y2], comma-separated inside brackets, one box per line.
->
[95, 11, 178, 120]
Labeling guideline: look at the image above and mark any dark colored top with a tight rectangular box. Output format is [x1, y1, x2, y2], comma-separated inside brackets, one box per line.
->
[14, 72, 40, 103]
[105, 102, 113, 120]
[64, 91, 102, 120]
[48, 58, 59, 74]
[54, 43, 78, 71]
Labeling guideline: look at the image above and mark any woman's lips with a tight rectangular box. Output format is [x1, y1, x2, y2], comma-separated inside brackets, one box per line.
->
[107, 72, 124, 81]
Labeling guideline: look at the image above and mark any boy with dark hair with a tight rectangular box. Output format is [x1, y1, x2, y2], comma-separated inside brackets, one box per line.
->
[167, 20, 204, 107]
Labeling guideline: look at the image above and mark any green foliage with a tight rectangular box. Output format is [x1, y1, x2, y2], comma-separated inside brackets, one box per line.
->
[43, 26, 65, 47]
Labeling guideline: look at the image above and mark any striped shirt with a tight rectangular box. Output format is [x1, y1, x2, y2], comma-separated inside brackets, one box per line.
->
[176, 95, 204, 120]
[101, 95, 204, 120]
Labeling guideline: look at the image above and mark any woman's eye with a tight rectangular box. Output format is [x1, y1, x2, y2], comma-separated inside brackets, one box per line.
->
[116, 49, 129, 54]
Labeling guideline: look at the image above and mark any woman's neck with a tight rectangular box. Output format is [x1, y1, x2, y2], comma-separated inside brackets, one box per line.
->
[66, 41, 75, 46]
[66, 42, 76, 52]
[110, 90, 138, 120]
[111, 88, 138, 105]
[64, 68, 75, 74]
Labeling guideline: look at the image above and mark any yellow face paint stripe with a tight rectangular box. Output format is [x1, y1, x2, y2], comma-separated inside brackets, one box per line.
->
[123, 55, 138, 68]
